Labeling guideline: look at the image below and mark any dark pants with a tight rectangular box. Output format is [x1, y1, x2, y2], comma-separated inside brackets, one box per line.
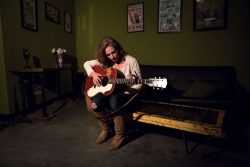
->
[91, 92, 136, 113]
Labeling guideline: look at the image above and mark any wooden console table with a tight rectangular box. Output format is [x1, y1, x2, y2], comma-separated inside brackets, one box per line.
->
[9, 67, 73, 118]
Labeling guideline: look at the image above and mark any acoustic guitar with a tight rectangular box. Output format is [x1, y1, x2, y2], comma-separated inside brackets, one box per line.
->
[85, 65, 167, 98]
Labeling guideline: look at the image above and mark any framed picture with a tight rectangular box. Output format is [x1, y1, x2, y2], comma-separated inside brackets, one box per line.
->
[45, 2, 60, 25]
[64, 11, 72, 33]
[158, 0, 182, 33]
[20, 0, 38, 31]
[127, 2, 144, 33]
[193, 0, 227, 31]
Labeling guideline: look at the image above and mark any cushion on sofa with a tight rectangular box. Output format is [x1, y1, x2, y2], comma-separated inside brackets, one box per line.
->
[182, 81, 218, 98]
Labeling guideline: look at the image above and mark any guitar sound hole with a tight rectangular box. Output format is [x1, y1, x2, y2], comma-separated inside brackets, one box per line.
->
[101, 76, 109, 86]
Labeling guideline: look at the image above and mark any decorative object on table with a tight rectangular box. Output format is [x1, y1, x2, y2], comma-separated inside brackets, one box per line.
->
[127, 2, 144, 33]
[193, 0, 227, 31]
[158, 0, 182, 33]
[52, 48, 67, 68]
[20, 0, 38, 32]
[23, 48, 31, 69]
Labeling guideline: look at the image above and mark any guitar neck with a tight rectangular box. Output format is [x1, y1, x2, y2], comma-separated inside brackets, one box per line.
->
[108, 78, 147, 85]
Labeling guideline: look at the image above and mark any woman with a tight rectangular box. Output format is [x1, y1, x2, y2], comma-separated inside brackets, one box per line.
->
[83, 36, 142, 151]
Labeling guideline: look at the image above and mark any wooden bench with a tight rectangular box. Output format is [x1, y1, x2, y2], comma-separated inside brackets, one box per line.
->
[130, 100, 226, 138]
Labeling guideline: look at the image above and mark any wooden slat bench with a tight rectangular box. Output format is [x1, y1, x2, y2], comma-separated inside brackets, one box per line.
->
[126, 100, 226, 155]
[130, 100, 226, 138]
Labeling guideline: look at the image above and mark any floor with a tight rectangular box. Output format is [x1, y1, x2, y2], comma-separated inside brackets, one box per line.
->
[0, 99, 250, 167]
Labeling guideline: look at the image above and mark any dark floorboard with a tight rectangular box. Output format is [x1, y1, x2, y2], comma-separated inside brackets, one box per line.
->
[0, 100, 250, 167]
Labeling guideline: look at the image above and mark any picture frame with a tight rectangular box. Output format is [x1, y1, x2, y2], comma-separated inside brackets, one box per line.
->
[20, 0, 38, 32]
[64, 11, 72, 33]
[158, 0, 182, 33]
[193, 0, 227, 31]
[45, 2, 60, 25]
[127, 2, 144, 33]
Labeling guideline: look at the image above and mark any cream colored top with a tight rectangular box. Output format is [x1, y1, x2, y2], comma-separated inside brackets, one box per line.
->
[83, 55, 142, 90]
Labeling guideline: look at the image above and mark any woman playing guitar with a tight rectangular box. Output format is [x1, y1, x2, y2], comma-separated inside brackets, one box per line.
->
[83, 36, 142, 151]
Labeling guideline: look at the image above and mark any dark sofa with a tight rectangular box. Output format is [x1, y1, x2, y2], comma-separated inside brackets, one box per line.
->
[139, 65, 237, 111]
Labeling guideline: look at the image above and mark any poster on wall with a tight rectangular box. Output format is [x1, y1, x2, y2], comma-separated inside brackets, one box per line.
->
[45, 2, 60, 25]
[193, 0, 227, 31]
[64, 11, 72, 33]
[158, 0, 182, 33]
[20, 0, 38, 31]
[127, 3, 144, 33]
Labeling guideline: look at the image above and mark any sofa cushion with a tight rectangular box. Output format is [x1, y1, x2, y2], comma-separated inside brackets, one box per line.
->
[182, 81, 218, 98]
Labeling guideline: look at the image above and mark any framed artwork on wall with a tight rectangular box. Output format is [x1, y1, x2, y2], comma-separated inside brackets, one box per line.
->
[20, 0, 38, 31]
[45, 2, 60, 25]
[127, 2, 144, 33]
[193, 0, 227, 31]
[64, 11, 72, 33]
[158, 0, 182, 33]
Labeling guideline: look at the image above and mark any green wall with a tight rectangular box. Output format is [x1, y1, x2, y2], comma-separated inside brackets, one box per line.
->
[1, 0, 250, 115]
[75, 0, 250, 91]
[0, 13, 9, 114]
[0, 0, 75, 114]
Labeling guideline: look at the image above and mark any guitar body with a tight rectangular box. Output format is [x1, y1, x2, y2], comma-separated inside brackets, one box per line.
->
[85, 65, 117, 98]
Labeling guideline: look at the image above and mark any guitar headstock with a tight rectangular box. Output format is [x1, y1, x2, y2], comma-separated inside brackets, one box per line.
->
[146, 77, 168, 89]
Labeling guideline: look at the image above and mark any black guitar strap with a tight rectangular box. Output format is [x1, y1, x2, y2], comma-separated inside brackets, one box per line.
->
[93, 92, 139, 119]
[132, 71, 139, 84]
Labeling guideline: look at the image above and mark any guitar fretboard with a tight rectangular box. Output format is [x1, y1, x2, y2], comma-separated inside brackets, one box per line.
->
[108, 79, 148, 84]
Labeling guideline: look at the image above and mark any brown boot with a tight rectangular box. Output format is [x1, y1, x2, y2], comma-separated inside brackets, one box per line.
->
[92, 111, 111, 144]
[85, 96, 112, 144]
[108, 114, 126, 151]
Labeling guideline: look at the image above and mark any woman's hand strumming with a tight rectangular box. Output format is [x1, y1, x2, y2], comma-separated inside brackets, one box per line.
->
[91, 71, 102, 86]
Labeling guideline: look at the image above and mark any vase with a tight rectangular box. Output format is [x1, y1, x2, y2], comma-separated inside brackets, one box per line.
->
[56, 54, 64, 68]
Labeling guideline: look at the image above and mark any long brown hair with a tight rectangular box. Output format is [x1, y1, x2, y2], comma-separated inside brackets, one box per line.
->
[96, 36, 127, 67]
